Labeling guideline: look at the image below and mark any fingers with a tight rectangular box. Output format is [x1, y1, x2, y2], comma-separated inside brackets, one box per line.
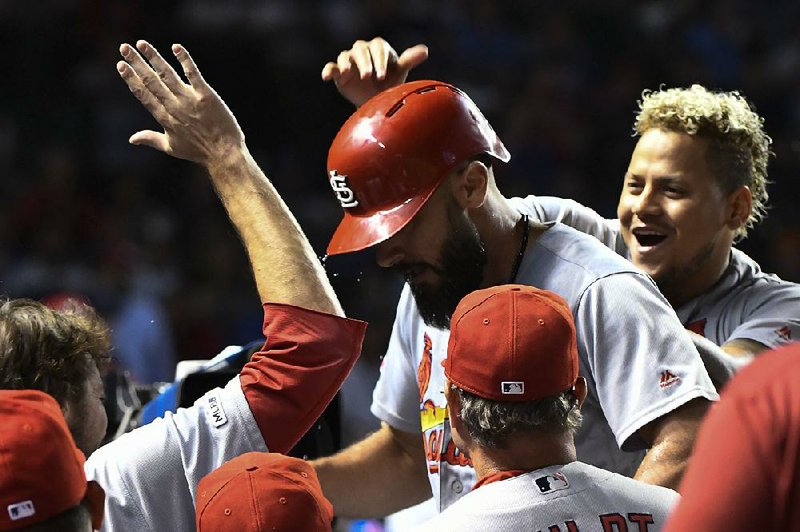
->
[321, 62, 339, 81]
[368, 38, 395, 80]
[349, 40, 374, 80]
[134, 40, 188, 97]
[116, 60, 175, 128]
[397, 44, 429, 73]
[119, 42, 179, 112]
[171, 43, 210, 93]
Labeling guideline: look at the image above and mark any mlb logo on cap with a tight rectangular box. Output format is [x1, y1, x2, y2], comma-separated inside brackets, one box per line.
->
[444, 285, 579, 402]
[8, 500, 35, 521]
[502, 382, 524, 395]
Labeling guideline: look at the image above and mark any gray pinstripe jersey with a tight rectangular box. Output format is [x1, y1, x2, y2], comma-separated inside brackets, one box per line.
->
[414, 461, 678, 532]
[85, 376, 267, 531]
[515, 195, 800, 348]
[371, 221, 717, 512]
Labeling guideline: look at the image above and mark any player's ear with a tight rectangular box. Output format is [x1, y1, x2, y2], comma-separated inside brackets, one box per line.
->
[725, 185, 752, 231]
[450, 159, 489, 210]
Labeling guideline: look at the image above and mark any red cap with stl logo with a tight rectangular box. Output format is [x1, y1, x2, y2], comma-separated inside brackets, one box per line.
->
[325, 80, 510, 256]
[444, 285, 579, 402]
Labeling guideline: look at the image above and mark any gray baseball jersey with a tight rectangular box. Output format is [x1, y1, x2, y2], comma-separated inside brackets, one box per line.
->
[514, 195, 800, 347]
[371, 222, 718, 511]
[415, 462, 678, 532]
[85, 303, 366, 532]
[86, 377, 266, 531]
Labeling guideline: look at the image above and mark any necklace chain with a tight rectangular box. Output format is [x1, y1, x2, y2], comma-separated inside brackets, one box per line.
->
[507, 214, 530, 284]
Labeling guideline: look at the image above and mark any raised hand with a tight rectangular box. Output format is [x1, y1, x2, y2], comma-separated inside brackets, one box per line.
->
[321, 37, 428, 107]
[116, 40, 244, 168]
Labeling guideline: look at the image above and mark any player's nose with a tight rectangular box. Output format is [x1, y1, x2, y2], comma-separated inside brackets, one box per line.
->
[631, 184, 663, 217]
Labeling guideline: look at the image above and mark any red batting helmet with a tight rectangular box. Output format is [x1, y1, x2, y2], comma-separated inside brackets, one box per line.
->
[325, 80, 510, 255]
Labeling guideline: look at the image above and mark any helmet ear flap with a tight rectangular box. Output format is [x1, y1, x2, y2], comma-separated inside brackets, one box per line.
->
[326, 81, 510, 255]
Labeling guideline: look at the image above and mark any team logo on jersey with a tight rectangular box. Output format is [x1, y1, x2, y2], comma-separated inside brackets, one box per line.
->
[659, 369, 680, 389]
[685, 318, 707, 337]
[328, 170, 359, 208]
[7, 500, 35, 521]
[534, 471, 569, 494]
[777, 326, 792, 341]
[417, 334, 433, 402]
[501, 381, 524, 395]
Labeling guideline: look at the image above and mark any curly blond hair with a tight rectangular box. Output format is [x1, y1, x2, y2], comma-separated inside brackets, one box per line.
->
[634, 84, 772, 240]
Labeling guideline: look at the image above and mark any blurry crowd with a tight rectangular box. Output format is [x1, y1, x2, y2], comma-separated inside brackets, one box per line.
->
[2, 0, 799, 435]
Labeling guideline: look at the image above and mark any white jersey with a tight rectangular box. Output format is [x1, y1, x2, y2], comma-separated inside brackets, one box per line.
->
[415, 462, 678, 532]
[85, 376, 266, 531]
[85, 303, 366, 532]
[372, 222, 718, 511]
[517, 195, 800, 347]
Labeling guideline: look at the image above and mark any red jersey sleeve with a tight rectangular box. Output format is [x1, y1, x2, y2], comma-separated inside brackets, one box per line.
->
[239, 303, 367, 454]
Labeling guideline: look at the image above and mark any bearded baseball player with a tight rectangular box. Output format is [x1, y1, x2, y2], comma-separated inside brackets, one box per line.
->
[60, 40, 367, 532]
[415, 285, 678, 532]
[312, 77, 717, 517]
[326, 39, 800, 367]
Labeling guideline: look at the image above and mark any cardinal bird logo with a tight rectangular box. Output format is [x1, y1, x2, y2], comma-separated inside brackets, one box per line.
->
[417, 333, 433, 402]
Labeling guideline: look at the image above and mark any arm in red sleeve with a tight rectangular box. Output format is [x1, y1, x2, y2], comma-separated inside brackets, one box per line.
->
[239, 302, 367, 454]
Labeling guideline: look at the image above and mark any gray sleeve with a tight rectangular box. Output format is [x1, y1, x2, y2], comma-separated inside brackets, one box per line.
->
[724, 282, 800, 349]
[85, 376, 267, 532]
[576, 274, 719, 450]
[514, 195, 627, 255]
[370, 285, 423, 433]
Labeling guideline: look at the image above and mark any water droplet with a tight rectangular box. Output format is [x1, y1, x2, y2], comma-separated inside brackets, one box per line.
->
[150, 320, 154, 324]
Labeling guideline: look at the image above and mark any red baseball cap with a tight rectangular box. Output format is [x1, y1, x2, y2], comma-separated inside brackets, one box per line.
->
[444, 285, 579, 402]
[325, 80, 510, 256]
[0, 390, 105, 531]
[196, 452, 333, 531]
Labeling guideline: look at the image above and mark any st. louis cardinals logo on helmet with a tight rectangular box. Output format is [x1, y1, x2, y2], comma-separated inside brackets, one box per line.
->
[329, 170, 359, 208]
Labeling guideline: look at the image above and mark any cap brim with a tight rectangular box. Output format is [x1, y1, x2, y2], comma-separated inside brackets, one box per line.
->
[326, 187, 436, 256]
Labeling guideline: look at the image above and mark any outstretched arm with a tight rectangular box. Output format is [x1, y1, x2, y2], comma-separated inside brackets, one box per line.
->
[117, 40, 341, 316]
[321, 37, 428, 107]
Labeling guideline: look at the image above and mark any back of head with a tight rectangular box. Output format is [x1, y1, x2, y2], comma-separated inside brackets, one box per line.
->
[0, 298, 110, 408]
[0, 390, 104, 531]
[444, 285, 582, 448]
[325, 80, 510, 255]
[635, 85, 772, 240]
[196, 452, 332, 531]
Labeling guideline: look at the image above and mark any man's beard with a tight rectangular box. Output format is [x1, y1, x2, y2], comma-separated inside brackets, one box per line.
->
[403, 204, 487, 329]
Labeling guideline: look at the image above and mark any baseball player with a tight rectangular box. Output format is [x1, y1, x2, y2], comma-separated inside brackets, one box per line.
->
[516, 85, 800, 360]
[664, 341, 800, 531]
[324, 38, 800, 364]
[416, 285, 678, 532]
[37, 40, 365, 532]
[311, 78, 717, 518]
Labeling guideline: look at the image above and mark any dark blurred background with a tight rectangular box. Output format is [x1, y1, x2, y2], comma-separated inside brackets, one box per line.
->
[1, 0, 799, 442]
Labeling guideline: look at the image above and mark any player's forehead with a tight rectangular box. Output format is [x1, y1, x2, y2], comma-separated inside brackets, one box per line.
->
[627, 129, 714, 180]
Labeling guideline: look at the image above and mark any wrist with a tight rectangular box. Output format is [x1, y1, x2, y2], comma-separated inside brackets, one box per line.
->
[206, 139, 250, 175]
